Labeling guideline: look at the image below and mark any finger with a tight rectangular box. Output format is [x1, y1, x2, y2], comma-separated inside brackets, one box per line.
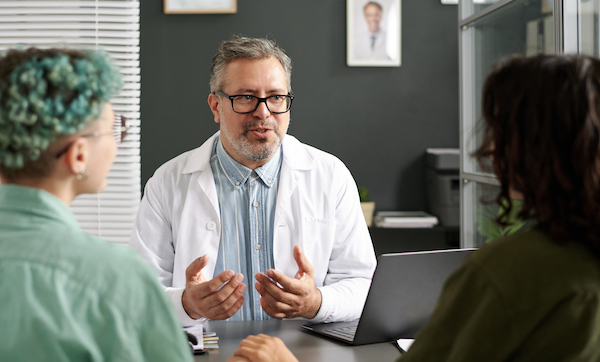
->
[255, 273, 294, 302]
[243, 334, 279, 347]
[185, 255, 209, 283]
[233, 347, 261, 362]
[233, 338, 262, 360]
[256, 281, 290, 308]
[293, 245, 314, 277]
[259, 295, 287, 319]
[212, 292, 245, 320]
[195, 270, 237, 296]
[201, 273, 245, 307]
[238, 335, 262, 347]
[264, 269, 300, 294]
[256, 281, 295, 315]
[225, 357, 249, 362]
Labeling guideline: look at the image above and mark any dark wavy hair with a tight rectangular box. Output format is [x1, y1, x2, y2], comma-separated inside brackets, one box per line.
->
[474, 54, 600, 255]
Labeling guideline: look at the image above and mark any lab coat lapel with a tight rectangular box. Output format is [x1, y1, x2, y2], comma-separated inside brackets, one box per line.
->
[273, 135, 314, 274]
[182, 132, 221, 219]
[179, 132, 221, 276]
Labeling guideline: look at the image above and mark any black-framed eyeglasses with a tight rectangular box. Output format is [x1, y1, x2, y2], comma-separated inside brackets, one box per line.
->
[215, 90, 294, 114]
[55, 114, 129, 159]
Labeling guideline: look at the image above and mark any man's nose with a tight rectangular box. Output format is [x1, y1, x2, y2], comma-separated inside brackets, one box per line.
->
[252, 100, 271, 118]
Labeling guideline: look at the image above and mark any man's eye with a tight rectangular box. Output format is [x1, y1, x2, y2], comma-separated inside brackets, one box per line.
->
[235, 95, 254, 102]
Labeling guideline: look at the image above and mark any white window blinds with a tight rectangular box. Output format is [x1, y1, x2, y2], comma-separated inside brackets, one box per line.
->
[0, 0, 141, 244]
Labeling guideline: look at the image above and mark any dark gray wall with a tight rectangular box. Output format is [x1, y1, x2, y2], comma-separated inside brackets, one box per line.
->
[140, 1, 458, 212]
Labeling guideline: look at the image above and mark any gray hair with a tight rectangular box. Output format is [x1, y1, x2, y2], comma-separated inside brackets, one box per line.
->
[364, 1, 383, 12]
[210, 35, 292, 94]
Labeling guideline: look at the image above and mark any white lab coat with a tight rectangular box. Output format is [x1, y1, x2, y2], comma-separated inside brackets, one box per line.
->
[130, 132, 376, 326]
[354, 29, 391, 61]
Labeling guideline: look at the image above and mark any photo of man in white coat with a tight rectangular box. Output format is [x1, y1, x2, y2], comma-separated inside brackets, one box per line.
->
[354, 1, 392, 60]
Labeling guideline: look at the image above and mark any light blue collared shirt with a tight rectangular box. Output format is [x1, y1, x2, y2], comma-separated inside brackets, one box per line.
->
[210, 136, 282, 320]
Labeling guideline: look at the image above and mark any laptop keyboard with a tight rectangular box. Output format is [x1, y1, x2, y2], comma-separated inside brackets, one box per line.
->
[326, 325, 357, 340]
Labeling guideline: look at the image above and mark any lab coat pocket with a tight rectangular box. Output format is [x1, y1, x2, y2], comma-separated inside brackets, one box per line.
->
[302, 217, 336, 287]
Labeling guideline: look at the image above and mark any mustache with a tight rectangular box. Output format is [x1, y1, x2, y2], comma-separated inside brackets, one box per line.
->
[242, 120, 278, 133]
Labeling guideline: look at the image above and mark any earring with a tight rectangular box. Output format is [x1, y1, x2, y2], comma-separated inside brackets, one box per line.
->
[76, 169, 89, 181]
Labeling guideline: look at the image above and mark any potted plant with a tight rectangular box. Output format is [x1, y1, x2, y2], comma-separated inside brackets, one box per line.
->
[358, 186, 376, 227]
[476, 199, 531, 243]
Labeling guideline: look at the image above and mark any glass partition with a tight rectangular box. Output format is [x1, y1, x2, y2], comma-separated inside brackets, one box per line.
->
[459, 0, 558, 248]
[580, 0, 600, 56]
[461, 0, 555, 176]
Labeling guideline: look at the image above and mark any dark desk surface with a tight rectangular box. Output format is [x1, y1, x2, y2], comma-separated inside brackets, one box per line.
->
[194, 320, 402, 362]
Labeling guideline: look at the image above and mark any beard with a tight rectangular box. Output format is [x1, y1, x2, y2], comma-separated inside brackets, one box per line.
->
[221, 119, 285, 162]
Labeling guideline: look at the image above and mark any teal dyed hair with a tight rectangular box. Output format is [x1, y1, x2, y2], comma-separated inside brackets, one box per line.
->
[0, 48, 123, 170]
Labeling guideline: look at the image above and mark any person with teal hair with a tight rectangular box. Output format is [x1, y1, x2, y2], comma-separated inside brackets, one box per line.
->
[0, 48, 193, 361]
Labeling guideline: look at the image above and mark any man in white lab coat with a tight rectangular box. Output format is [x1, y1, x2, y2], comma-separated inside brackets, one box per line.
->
[130, 35, 376, 326]
[354, 1, 392, 61]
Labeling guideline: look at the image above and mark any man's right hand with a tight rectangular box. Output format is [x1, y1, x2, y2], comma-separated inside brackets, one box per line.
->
[182, 255, 246, 320]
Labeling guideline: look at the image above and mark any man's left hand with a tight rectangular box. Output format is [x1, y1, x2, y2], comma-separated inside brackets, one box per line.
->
[254, 245, 322, 319]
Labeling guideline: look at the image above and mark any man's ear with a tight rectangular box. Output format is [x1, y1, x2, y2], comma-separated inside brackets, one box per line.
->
[208, 93, 221, 124]
[63, 138, 89, 176]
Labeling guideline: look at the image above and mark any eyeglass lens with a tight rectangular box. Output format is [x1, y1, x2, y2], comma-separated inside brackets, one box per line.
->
[232, 95, 291, 114]
[114, 114, 128, 143]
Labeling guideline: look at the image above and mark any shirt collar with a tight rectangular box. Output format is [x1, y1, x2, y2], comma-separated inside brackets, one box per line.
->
[0, 184, 80, 229]
[215, 136, 282, 188]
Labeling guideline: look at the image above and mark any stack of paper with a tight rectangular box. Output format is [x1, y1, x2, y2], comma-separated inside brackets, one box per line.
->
[202, 331, 219, 349]
[184, 325, 220, 353]
[374, 211, 438, 228]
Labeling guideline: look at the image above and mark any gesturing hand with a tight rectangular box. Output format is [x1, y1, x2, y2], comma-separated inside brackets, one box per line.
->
[182, 255, 246, 320]
[254, 246, 322, 319]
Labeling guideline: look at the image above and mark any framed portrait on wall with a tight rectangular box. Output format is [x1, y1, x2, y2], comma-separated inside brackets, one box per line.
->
[347, 0, 401, 67]
[164, 0, 237, 14]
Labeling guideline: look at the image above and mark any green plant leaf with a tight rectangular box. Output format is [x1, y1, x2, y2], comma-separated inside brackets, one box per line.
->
[476, 200, 529, 243]
[358, 186, 369, 202]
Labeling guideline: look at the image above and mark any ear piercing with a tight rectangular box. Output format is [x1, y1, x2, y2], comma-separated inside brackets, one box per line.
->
[76, 169, 89, 180]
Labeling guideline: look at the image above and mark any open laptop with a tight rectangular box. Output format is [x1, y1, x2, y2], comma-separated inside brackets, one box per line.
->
[302, 248, 474, 345]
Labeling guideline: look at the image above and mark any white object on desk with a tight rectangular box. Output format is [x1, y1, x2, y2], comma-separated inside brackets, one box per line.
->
[374, 211, 438, 228]
[184, 325, 204, 353]
[396, 338, 414, 353]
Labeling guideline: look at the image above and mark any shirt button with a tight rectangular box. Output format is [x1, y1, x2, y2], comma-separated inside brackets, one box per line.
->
[255, 244, 261, 250]
[253, 201, 259, 207]
[206, 221, 217, 231]
[235, 181, 240, 186]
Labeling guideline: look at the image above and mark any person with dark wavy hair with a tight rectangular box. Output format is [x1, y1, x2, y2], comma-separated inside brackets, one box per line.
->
[0, 48, 193, 361]
[475, 54, 600, 255]
[224, 54, 600, 361]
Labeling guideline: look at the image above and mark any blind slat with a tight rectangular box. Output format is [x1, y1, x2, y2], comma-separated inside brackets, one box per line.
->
[0, 15, 139, 22]
[0, 1, 139, 8]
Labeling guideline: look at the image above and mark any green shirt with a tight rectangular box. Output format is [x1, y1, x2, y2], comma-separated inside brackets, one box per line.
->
[400, 228, 600, 362]
[0, 184, 193, 361]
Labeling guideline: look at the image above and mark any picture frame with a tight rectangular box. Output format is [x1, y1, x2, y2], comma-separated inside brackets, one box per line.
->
[347, 0, 401, 67]
[541, 0, 553, 14]
[164, 0, 237, 14]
